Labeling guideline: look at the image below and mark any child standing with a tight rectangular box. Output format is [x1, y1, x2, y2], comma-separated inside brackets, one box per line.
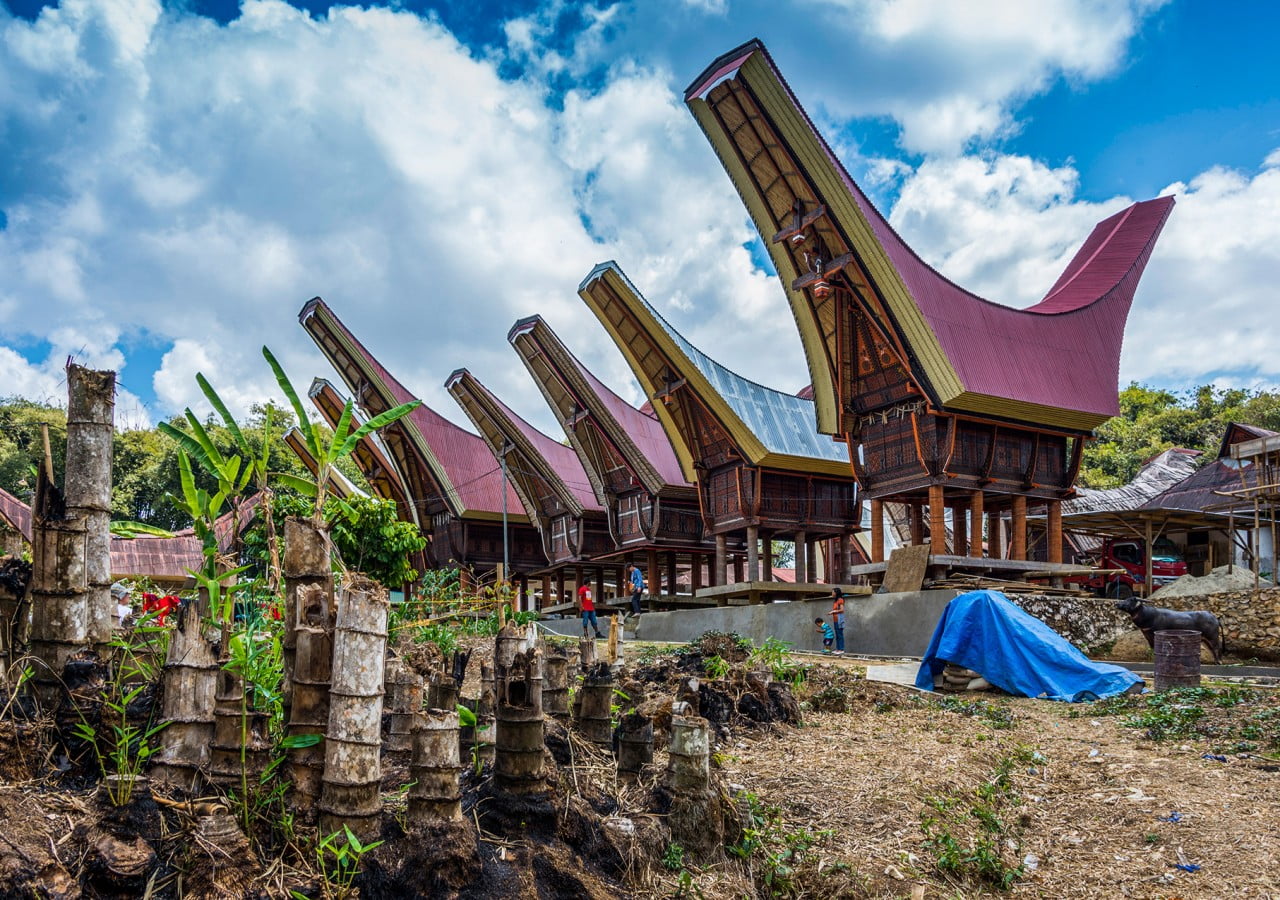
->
[830, 587, 846, 655]
[814, 617, 834, 654]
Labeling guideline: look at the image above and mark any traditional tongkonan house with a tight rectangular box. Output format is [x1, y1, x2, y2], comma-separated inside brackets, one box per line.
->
[684, 40, 1175, 570]
[508, 315, 723, 605]
[578, 261, 861, 593]
[298, 298, 545, 585]
[444, 368, 613, 611]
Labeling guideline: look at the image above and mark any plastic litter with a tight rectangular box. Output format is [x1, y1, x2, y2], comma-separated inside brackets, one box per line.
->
[1022, 853, 1039, 872]
[1158, 811, 1183, 823]
[1201, 753, 1229, 763]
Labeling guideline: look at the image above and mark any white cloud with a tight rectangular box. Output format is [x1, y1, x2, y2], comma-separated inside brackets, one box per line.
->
[505, 0, 1167, 154]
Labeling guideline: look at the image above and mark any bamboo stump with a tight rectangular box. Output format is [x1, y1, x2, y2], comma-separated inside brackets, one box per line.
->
[542, 648, 570, 720]
[475, 662, 496, 768]
[574, 662, 613, 747]
[494, 625, 545, 796]
[64, 364, 115, 651]
[283, 517, 334, 816]
[578, 636, 596, 671]
[319, 576, 388, 842]
[426, 669, 459, 712]
[383, 659, 423, 761]
[666, 715, 722, 859]
[150, 591, 218, 792]
[409, 710, 462, 824]
[28, 516, 91, 707]
[616, 712, 653, 774]
[207, 669, 272, 789]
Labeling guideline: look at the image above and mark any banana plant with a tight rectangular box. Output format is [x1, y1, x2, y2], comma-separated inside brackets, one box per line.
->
[262, 346, 420, 521]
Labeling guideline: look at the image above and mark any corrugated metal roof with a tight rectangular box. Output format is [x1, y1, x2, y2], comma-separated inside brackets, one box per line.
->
[590, 264, 846, 463]
[1143, 425, 1280, 514]
[685, 41, 1175, 430]
[0, 487, 32, 543]
[510, 316, 691, 491]
[1066, 449, 1202, 516]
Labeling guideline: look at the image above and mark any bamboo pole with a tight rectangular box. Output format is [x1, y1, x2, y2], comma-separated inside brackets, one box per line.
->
[63, 364, 115, 650]
[283, 517, 335, 814]
[150, 590, 219, 792]
[475, 661, 496, 767]
[319, 575, 389, 841]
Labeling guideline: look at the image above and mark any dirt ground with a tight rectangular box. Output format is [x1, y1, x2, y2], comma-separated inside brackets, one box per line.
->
[707, 660, 1280, 899]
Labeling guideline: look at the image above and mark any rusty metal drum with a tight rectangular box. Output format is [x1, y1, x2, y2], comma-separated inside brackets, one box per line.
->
[1154, 629, 1202, 691]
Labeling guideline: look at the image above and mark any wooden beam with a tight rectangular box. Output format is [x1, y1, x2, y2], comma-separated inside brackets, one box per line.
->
[746, 525, 760, 581]
[666, 551, 678, 599]
[714, 534, 727, 587]
[969, 491, 985, 557]
[647, 549, 660, 601]
[795, 530, 808, 582]
[952, 501, 968, 556]
[909, 504, 924, 546]
[987, 510, 1003, 560]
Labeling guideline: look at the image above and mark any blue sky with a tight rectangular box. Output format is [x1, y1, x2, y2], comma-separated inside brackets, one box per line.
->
[1, 0, 1278, 432]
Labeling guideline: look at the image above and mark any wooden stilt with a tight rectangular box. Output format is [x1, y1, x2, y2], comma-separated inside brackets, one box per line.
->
[1047, 499, 1063, 564]
[746, 525, 760, 581]
[1011, 496, 1027, 561]
[928, 485, 946, 555]
[714, 535, 727, 587]
[870, 499, 885, 563]
[969, 491, 985, 557]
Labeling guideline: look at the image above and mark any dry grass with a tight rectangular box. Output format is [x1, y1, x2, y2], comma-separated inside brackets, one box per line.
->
[701, 671, 1280, 899]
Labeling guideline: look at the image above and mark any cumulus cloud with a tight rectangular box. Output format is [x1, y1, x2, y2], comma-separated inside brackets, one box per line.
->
[505, 0, 1167, 154]
[0, 0, 1270, 455]
[0, 0, 826, 435]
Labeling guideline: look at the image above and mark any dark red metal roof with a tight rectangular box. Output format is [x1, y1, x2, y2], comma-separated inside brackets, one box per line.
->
[687, 41, 1175, 423]
[447, 369, 602, 512]
[510, 317, 690, 490]
[0, 487, 32, 543]
[300, 298, 521, 517]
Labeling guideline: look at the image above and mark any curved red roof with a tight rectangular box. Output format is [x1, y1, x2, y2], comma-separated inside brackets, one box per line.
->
[299, 298, 522, 517]
[509, 316, 690, 491]
[686, 40, 1175, 426]
[445, 368, 602, 513]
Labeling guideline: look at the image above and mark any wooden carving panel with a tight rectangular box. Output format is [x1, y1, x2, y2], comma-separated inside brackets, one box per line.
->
[844, 299, 915, 415]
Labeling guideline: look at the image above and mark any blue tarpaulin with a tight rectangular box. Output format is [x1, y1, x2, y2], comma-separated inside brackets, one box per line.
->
[914, 590, 1144, 702]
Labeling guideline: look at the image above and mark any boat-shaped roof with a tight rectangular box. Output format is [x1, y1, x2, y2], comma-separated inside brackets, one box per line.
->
[299, 298, 525, 522]
[579, 261, 850, 481]
[685, 39, 1174, 433]
[508, 315, 690, 498]
[445, 368, 603, 520]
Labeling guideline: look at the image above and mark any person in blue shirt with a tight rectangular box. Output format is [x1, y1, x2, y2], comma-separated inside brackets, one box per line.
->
[628, 563, 645, 616]
[815, 618, 834, 654]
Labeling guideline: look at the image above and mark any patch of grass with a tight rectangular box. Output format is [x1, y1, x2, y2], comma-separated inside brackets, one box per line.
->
[919, 747, 1039, 891]
[729, 791, 838, 898]
[923, 694, 1016, 730]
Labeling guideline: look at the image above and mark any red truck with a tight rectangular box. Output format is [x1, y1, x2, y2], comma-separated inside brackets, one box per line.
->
[1071, 538, 1188, 598]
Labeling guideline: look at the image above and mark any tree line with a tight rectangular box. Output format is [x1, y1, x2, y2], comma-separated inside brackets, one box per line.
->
[5, 380, 1280, 529]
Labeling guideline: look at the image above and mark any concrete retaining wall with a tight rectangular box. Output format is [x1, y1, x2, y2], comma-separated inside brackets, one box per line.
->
[629, 590, 962, 657]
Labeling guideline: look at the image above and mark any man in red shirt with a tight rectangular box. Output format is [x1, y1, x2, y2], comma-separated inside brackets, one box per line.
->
[578, 582, 604, 639]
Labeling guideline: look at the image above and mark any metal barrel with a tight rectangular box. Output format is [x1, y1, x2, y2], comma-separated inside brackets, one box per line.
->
[1154, 629, 1202, 691]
